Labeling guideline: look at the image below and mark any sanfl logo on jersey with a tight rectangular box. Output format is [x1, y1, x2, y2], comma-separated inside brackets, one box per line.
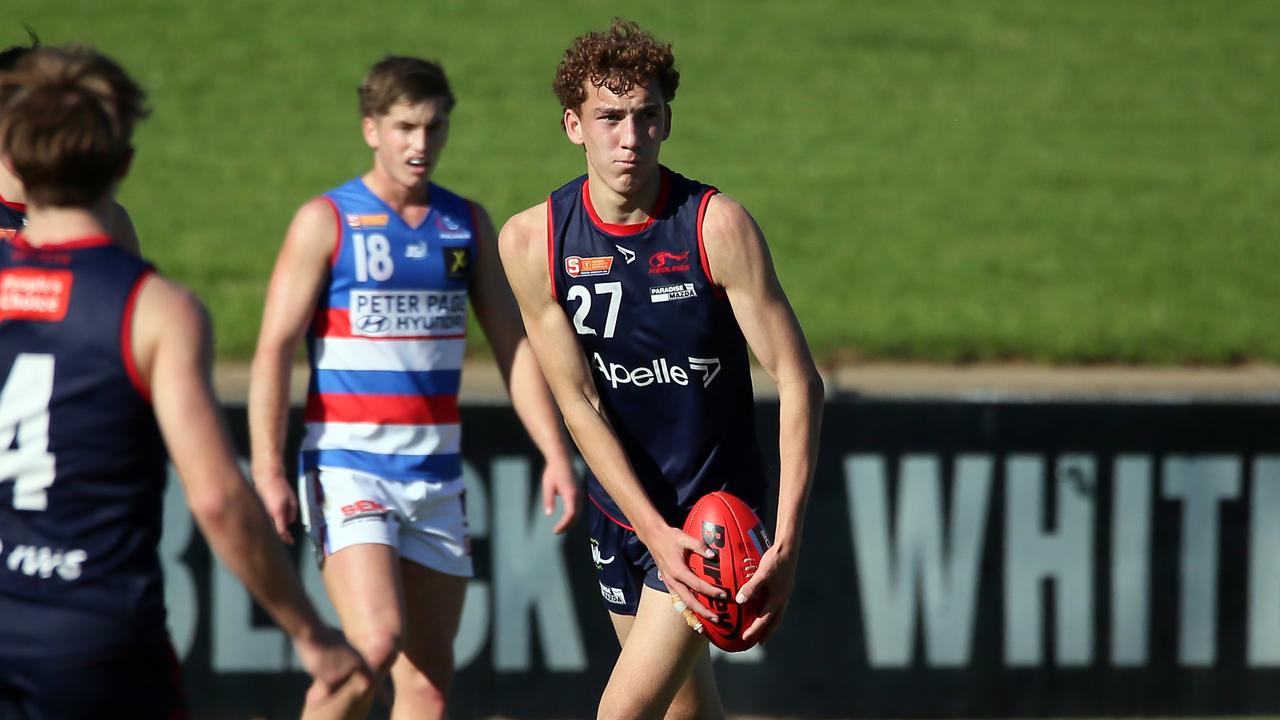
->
[346, 213, 389, 229]
[405, 241, 427, 259]
[566, 255, 613, 278]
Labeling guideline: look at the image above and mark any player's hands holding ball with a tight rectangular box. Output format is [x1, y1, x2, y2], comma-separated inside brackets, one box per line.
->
[736, 542, 798, 646]
[639, 522, 726, 624]
[678, 491, 775, 650]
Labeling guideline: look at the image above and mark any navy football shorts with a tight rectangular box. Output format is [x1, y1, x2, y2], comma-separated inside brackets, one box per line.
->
[0, 639, 185, 720]
[588, 500, 670, 615]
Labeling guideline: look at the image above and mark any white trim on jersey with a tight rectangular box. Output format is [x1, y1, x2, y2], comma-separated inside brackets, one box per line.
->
[312, 337, 466, 372]
[301, 421, 462, 456]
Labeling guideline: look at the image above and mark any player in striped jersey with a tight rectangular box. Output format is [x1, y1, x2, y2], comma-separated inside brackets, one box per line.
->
[249, 56, 578, 719]
[500, 20, 824, 719]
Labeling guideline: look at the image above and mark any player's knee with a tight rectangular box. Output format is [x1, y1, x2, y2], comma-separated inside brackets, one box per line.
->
[305, 670, 373, 706]
[597, 689, 658, 720]
[595, 694, 629, 720]
[350, 628, 403, 674]
[391, 656, 453, 707]
[663, 693, 723, 720]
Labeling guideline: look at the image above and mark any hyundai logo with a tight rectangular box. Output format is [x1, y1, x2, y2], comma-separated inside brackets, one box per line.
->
[356, 314, 389, 334]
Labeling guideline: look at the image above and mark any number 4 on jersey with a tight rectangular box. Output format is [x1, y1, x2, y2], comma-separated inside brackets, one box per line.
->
[0, 353, 56, 510]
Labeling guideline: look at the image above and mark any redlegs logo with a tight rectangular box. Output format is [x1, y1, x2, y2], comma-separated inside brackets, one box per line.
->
[648, 250, 691, 274]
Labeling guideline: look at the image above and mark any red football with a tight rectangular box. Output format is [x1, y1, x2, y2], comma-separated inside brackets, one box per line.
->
[682, 491, 771, 652]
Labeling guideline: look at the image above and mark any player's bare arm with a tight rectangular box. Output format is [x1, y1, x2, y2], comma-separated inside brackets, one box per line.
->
[248, 197, 337, 543]
[700, 193, 825, 644]
[499, 204, 726, 620]
[132, 273, 373, 697]
[469, 201, 579, 532]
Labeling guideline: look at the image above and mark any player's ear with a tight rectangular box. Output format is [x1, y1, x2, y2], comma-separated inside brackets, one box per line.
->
[564, 107, 585, 147]
[361, 115, 379, 149]
[662, 104, 672, 141]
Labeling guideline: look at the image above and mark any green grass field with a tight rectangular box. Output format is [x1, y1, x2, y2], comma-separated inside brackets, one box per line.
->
[6, 1, 1278, 363]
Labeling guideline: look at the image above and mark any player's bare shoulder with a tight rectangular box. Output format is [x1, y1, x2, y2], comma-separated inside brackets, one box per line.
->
[498, 202, 548, 255]
[263, 196, 343, 284]
[700, 192, 772, 287]
[497, 202, 551, 288]
[129, 273, 213, 385]
[287, 196, 341, 248]
[136, 275, 210, 340]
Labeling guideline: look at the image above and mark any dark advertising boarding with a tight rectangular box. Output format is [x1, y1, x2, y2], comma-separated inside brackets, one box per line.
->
[156, 398, 1280, 719]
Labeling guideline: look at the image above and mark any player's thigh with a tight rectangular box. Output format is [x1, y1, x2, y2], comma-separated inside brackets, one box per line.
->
[609, 610, 636, 647]
[667, 651, 723, 720]
[307, 469, 409, 646]
[392, 477, 472, 670]
[600, 585, 714, 719]
[398, 558, 468, 666]
[609, 607, 723, 720]
[322, 542, 406, 664]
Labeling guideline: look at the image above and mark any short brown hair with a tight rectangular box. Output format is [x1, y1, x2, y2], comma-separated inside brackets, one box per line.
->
[0, 25, 41, 71]
[358, 56, 455, 118]
[0, 45, 148, 207]
[553, 18, 679, 113]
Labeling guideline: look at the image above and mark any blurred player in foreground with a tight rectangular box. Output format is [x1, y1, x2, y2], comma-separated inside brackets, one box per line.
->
[249, 56, 577, 719]
[0, 45, 371, 719]
[0, 32, 140, 253]
[499, 19, 824, 719]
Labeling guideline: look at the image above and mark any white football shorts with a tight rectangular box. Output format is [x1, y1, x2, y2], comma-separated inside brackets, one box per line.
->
[299, 467, 472, 577]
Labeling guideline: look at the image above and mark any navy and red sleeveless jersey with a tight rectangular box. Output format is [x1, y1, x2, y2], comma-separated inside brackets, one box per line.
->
[0, 193, 25, 240]
[0, 234, 169, 661]
[548, 167, 764, 527]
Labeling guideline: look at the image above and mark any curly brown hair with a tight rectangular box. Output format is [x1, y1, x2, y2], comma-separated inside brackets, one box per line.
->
[553, 18, 679, 114]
